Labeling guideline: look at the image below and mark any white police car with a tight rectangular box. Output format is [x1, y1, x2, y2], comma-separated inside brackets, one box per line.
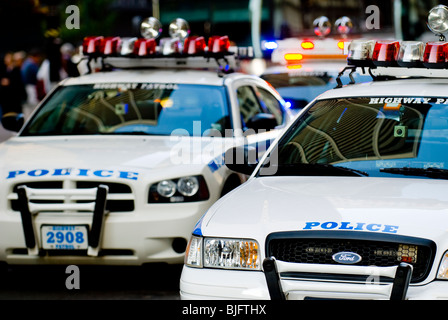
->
[0, 18, 293, 267]
[180, 7, 448, 300]
[261, 16, 372, 115]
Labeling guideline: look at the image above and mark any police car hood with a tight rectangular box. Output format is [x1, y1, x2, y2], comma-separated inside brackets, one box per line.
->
[0, 135, 227, 179]
[201, 176, 448, 242]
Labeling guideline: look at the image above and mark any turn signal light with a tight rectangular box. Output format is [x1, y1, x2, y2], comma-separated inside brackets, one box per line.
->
[423, 42, 448, 68]
[284, 53, 303, 63]
[372, 41, 400, 66]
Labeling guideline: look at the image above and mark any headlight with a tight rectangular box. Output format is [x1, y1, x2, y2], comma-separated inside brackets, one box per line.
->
[437, 251, 448, 280]
[148, 175, 209, 203]
[185, 236, 261, 270]
[156, 180, 177, 197]
[177, 176, 199, 197]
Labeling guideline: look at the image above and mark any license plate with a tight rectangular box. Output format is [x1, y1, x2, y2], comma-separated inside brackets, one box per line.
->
[41, 225, 89, 250]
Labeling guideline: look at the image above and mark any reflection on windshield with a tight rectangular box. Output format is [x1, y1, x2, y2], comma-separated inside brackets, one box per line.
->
[21, 83, 230, 136]
[263, 97, 448, 179]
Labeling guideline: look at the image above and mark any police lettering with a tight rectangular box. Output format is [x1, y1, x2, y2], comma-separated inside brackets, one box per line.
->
[6, 168, 139, 180]
[303, 221, 399, 233]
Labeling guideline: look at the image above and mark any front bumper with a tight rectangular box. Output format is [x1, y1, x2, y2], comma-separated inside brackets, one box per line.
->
[0, 185, 212, 266]
[180, 264, 448, 300]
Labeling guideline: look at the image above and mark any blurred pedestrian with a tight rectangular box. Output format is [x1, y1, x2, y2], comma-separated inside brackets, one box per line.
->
[0, 52, 27, 116]
[21, 48, 44, 115]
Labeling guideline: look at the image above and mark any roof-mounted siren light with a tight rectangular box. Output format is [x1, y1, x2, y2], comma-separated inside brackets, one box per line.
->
[101, 37, 121, 56]
[184, 36, 206, 55]
[372, 40, 400, 67]
[346, 39, 375, 67]
[119, 37, 138, 56]
[397, 41, 424, 67]
[208, 35, 230, 53]
[428, 5, 448, 41]
[313, 16, 331, 37]
[422, 41, 448, 68]
[83, 36, 104, 56]
[159, 18, 190, 55]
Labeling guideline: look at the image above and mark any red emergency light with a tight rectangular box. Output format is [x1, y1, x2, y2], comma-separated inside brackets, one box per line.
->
[83, 36, 104, 55]
[133, 38, 157, 56]
[372, 41, 400, 66]
[208, 36, 230, 53]
[101, 37, 121, 56]
[423, 42, 448, 68]
[184, 36, 206, 55]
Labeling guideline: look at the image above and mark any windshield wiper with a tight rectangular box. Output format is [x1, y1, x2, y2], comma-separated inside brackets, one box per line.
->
[380, 167, 448, 180]
[260, 163, 369, 177]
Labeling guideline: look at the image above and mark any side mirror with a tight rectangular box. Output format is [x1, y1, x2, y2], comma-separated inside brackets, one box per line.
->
[1, 113, 24, 132]
[224, 146, 258, 175]
[246, 113, 278, 132]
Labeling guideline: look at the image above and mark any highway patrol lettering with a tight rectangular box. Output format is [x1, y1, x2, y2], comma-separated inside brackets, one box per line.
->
[6, 168, 138, 180]
[303, 221, 399, 233]
[369, 97, 448, 104]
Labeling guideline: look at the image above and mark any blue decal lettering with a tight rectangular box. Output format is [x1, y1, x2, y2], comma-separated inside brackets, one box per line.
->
[53, 168, 71, 176]
[382, 225, 399, 234]
[321, 221, 338, 229]
[93, 170, 113, 178]
[339, 222, 354, 230]
[78, 169, 90, 176]
[366, 223, 381, 231]
[28, 169, 49, 177]
[354, 222, 366, 230]
[303, 222, 320, 230]
[119, 171, 138, 180]
[302, 221, 399, 234]
[7, 170, 25, 179]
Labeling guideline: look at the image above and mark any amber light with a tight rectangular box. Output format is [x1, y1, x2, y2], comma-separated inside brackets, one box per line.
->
[284, 53, 303, 62]
[301, 41, 315, 50]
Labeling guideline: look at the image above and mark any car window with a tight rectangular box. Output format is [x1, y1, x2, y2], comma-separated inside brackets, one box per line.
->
[236, 85, 264, 127]
[261, 96, 448, 179]
[255, 87, 283, 125]
[21, 83, 231, 137]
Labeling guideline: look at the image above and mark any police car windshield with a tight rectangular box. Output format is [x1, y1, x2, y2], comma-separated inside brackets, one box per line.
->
[21, 83, 230, 137]
[261, 96, 448, 179]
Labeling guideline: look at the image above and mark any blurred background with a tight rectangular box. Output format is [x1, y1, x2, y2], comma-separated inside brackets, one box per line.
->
[0, 0, 443, 56]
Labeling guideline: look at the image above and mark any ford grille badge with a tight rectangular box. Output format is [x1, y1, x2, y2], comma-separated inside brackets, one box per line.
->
[332, 251, 362, 264]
